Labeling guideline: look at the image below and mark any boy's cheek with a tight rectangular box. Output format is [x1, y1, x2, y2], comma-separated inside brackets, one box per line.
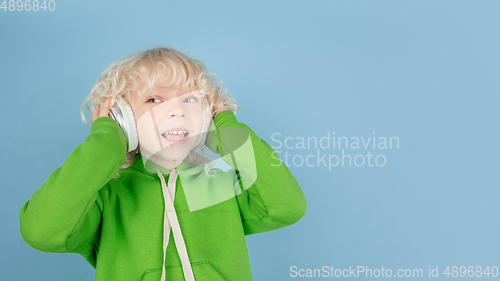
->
[137, 113, 162, 153]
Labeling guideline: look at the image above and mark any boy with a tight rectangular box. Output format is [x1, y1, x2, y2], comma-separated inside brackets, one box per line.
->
[19, 47, 307, 281]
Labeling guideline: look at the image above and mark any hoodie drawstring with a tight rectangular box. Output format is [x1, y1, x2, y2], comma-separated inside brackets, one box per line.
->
[155, 169, 195, 281]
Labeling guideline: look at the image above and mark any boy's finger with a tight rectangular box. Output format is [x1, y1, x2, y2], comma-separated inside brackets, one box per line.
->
[91, 105, 100, 123]
[100, 97, 113, 118]
[103, 97, 112, 110]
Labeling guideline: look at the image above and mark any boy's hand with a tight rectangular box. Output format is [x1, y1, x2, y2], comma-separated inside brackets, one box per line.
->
[92, 97, 113, 123]
[218, 104, 230, 113]
[212, 103, 230, 119]
[219, 104, 229, 113]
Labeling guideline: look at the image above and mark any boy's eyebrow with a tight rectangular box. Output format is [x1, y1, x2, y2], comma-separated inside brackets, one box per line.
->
[184, 90, 203, 96]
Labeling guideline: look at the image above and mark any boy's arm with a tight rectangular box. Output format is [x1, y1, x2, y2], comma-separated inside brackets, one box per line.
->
[19, 117, 126, 262]
[208, 111, 307, 235]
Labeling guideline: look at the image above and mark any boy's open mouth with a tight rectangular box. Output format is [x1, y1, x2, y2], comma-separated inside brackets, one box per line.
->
[161, 130, 189, 141]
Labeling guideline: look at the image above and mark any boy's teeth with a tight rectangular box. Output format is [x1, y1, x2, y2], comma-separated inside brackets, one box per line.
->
[165, 131, 186, 135]
[162, 130, 188, 141]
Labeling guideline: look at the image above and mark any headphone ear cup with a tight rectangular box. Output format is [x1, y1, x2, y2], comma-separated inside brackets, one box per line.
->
[109, 101, 138, 152]
[120, 103, 138, 152]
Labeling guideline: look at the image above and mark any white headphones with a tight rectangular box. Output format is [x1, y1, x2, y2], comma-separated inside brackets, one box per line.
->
[109, 100, 139, 152]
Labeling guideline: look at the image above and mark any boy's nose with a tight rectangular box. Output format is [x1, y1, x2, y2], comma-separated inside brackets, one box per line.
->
[165, 100, 186, 118]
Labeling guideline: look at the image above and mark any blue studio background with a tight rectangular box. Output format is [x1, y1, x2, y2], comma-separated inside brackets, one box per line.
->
[1, 0, 499, 280]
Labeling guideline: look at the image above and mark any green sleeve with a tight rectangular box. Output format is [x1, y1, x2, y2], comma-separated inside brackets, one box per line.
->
[19, 117, 127, 265]
[208, 111, 307, 235]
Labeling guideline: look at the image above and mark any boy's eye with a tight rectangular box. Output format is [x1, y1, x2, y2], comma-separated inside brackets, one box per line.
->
[183, 97, 196, 103]
[147, 97, 162, 103]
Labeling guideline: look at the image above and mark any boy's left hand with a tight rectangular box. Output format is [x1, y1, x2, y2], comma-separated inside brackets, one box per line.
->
[218, 104, 230, 113]
[212, 104, 230, 119]
[92, 97, 113, 123]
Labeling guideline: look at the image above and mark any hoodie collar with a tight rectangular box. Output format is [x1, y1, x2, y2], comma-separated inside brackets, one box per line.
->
[130, 154, 204, 177]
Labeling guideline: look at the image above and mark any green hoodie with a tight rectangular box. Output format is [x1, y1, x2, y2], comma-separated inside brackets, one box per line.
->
[19, 110, 307, 281]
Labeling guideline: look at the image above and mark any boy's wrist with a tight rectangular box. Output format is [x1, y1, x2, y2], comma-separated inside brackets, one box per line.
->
[91, 117, 119, 133]
[213, 110, 236, 127]
[90, 117, 127, 152]
[206, 111, 235, 155]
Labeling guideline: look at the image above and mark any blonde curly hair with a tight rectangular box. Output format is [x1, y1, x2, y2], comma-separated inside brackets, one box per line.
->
[80, 47, 239, 175]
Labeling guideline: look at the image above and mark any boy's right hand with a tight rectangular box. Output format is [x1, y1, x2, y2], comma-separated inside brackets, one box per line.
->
[92, 97, 113, 123]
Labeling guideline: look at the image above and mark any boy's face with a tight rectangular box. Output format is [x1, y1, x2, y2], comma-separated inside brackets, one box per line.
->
[129, 79, 206, 169]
